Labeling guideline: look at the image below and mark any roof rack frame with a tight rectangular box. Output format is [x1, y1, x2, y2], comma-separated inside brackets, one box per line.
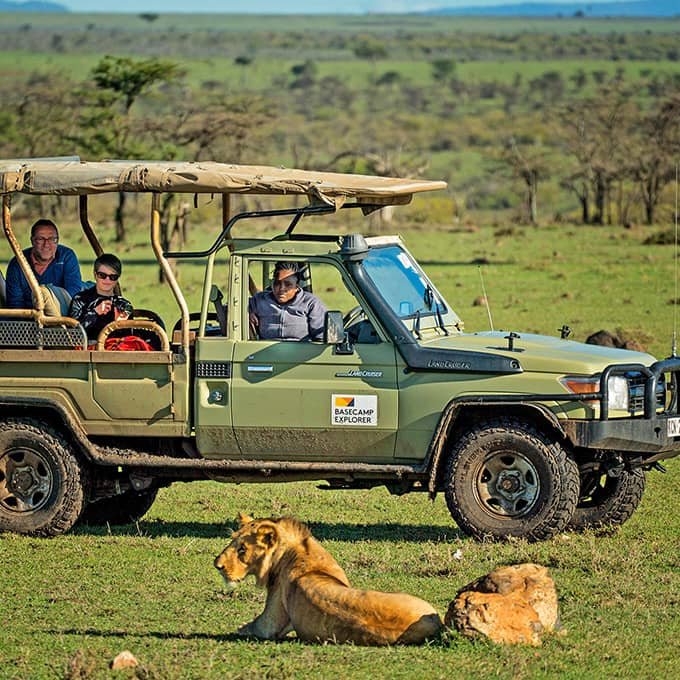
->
[164, 202, 366, 260]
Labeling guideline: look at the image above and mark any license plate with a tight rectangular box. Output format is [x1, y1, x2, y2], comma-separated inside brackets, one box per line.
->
[667, 417, 680, 437]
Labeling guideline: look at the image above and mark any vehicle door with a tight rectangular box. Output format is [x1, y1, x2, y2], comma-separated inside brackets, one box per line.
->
[230, 258, 399, 462]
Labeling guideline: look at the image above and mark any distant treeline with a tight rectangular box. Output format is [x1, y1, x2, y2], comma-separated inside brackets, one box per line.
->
[1, 19, 679, 229]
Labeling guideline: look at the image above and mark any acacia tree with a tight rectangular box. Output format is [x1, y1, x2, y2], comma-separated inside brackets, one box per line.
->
[164, 92, 274, 163]
[0, 72, 80, 159]
[556, 87, 635, 225]
[76, 56, 184, 241]
[626, 95, 680, 225]
[499, 137, 550, 225]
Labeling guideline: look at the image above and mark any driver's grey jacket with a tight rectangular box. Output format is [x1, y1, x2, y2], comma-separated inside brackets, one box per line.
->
[249, 289, 327, 341]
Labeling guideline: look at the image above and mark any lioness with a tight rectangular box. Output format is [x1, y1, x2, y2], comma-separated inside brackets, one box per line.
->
[214, 513, 443, 646]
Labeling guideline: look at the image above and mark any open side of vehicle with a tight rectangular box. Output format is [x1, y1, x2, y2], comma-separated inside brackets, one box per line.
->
[1, 157, 679, 540]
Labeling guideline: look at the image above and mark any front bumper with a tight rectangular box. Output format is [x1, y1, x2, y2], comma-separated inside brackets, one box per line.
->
[564, 357, 680, 463]
[565, 417, 680, 462]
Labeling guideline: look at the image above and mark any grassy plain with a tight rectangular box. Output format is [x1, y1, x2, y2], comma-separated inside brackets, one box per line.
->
[2, 195, 680, 679]
[1, 13, 680, 678]
[1, 463, 678, 679]
[2, 205, 680, 679]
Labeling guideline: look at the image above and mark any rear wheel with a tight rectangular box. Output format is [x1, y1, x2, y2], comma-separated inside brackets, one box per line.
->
[79, 488, 158, 526]
[444, 417, 579, 542]
[569, 466, 645, 531]
[0, 418, 86, 537]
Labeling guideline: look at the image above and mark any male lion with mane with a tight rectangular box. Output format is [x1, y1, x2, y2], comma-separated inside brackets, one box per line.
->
[214, 513, 443, 646]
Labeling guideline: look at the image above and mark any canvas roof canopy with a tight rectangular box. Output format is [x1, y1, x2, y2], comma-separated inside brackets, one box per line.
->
[0, 158, 447, 207]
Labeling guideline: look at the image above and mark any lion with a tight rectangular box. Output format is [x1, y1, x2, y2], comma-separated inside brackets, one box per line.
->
[213, 513, 443, 646]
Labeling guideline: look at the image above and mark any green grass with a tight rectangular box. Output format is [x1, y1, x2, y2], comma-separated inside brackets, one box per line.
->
[2, 48, 679, 90]
[2, 206, 680, 677]
[2, 464, 678, 679]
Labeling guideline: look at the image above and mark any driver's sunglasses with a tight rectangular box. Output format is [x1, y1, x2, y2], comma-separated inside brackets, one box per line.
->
[32, 236, 58, 245]
[95, 271, 120, 281]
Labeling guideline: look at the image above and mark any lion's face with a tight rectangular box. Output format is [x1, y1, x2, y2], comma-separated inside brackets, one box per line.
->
[214, 513, 279, 587]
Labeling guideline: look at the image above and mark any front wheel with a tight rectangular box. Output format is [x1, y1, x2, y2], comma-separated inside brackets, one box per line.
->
[568, 466, 645, 531]
[0, 418, 87, 537]
[444, 417, 579, 542]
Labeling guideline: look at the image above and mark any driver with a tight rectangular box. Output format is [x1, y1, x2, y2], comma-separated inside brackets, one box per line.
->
[68, 253, 133, 343]
[248, 261, 327, 341]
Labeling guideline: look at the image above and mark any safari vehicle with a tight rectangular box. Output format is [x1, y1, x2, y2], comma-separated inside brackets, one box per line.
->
[1, 158, 679, 542]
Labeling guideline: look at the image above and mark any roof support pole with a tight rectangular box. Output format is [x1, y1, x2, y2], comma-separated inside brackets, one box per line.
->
[2, 193, 43, 321]
[151, 193, 189, 352]
[79, 195, 104, 258]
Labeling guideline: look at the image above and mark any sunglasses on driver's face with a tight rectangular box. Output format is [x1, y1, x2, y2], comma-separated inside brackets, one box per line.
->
[95, 271, 119, 281]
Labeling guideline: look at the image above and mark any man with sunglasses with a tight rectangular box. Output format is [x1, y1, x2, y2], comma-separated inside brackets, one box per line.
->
[5, 218, 83, 309]
[68, 253, 133, 342]
[248, 261, 327, 341]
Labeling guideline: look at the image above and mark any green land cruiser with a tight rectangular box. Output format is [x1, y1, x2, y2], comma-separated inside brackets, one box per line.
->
[1, 158, 678, 541]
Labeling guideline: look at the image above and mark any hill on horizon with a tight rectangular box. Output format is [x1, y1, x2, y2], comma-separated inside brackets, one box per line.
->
[428, 0, 677, 17]
[0, 0, 67, 9]
[0, 0, 677, 15]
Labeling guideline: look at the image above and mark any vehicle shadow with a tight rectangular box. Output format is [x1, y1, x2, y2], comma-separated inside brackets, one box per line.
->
[73, 520, 466, 542]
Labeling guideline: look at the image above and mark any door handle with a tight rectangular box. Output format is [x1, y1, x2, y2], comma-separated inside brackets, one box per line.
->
[247, 365, 273, 373]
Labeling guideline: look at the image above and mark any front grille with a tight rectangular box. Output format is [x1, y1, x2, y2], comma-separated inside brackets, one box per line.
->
[627, 372, 665, 413]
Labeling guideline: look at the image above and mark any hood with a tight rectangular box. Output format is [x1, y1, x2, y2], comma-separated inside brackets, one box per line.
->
[420, 330, 657, 375]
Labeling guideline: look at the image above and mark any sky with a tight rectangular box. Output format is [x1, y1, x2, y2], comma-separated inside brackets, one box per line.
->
[59, 0, 624, 13]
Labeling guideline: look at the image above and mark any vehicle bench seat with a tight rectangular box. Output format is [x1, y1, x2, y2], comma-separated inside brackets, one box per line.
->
[0, 319, 87, 349]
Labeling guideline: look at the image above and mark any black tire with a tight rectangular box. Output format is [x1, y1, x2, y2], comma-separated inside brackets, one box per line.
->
[568, 467, 645, 531]
[444, 417, 579, 542]
[79, 488, 158, 526]
[0, 418, 87, 537]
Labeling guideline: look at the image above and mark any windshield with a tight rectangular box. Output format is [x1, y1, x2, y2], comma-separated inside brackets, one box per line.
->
[362, 244, 457, 327]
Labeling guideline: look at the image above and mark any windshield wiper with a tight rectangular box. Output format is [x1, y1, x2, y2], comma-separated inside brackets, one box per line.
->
[424, 284, 434, 310]
[425, 284, 449, 336]
[412, 310, 422, 339]
[435, 301, 449, 335]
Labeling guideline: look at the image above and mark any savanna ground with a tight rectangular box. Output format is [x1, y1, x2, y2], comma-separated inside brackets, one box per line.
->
[1, 468, 679, 679]
[1, 201, 680, 680]
[1, 11, 680, 680]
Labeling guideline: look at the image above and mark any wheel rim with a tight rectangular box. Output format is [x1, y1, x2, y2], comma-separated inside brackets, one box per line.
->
[0, 448, 54, 513]
[475, 450, 540, 518]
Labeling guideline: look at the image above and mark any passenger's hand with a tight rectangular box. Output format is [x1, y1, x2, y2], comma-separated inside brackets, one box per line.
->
[249, 312, 259, 328]
[95, 299, 113, 315]
[114, 307, 130, 321]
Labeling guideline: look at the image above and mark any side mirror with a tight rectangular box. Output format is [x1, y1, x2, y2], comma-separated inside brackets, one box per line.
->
[324, 310, 345, 344]
[324, 311, 354, 355]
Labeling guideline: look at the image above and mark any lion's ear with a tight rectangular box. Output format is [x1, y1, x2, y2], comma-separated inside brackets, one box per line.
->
[237, 512, 254, 526]
[256, 525, 278, 548]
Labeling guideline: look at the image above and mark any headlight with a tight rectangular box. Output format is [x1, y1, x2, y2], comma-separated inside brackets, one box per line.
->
[560, 374, 630, 411]
[606, 376, 629, 411]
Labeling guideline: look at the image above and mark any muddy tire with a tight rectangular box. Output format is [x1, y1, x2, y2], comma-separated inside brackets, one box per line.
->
[0, 418, 87, 537]
[79, 488, 158, 526]
[445, 417, 579, 542]
[569, 466, 645, 531]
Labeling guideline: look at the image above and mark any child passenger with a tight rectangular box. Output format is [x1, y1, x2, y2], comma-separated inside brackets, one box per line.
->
[68, 253, 133, 342]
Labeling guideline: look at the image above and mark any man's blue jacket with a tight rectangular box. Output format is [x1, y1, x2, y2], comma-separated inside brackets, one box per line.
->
[5, 245, 83, 309]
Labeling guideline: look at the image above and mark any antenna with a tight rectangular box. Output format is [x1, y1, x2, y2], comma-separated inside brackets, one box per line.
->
[672, 163, 679, 357]
[478, 265, 494, 331]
